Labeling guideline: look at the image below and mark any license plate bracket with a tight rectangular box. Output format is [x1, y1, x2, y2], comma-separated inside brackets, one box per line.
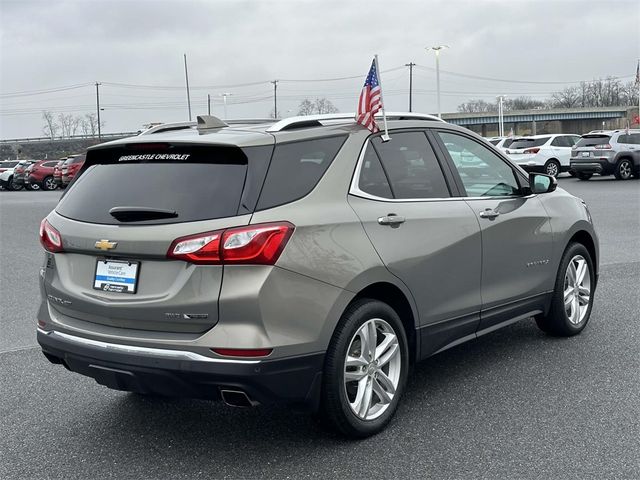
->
[93, 259, 140, 294]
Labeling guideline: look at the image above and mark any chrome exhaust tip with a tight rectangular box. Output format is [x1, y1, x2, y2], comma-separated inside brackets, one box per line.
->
[220, 389, 259, 408]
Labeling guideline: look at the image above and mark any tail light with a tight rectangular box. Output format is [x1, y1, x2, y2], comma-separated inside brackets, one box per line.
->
[523, 148, 540, 154]
[167, 222, 294, 265]
[594, 144, 612, 150]
[39, 219, 64, 253]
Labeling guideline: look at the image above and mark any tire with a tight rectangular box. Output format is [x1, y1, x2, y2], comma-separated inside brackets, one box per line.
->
[535, 243, 595, 337]
[577, 172, 592, 181]
[25, 183, 40, 191]
[321, 299, 409, 438]
[568, 170, 577, 177]
[544, 159, 560, 178]
[7, 176, 23, 191]
[614, 158, 633, 180]
[42, 176, 57, 191]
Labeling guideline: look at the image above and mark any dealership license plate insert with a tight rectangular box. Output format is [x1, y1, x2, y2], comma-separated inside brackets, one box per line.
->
[94, 259, 140, 294]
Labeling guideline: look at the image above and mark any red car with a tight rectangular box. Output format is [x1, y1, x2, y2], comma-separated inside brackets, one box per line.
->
[26, 159, 60, 190]
[61, 154, 86, 187]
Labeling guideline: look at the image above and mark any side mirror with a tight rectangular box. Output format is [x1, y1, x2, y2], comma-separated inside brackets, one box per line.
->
[529, 173, 557, 194]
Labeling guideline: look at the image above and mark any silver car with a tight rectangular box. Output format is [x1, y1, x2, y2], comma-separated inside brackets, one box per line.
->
[570, 129, 640, 180]
[37, 113, 599, 438]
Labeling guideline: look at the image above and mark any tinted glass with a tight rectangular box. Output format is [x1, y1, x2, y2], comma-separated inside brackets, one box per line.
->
[489, 139, 500, 145]
[43, 161, 59, 167]
[576, 135, 611, 147]
[509, 137, 551, 149]
[372, 132, 450, 199]
[257, 136, 346, 210]
[630, 133, 640, 145]
[358, 145, 392, 198]
[1, 161, 19, 168]
[56, 148, 249, 225]
[438, 131, 520, 197]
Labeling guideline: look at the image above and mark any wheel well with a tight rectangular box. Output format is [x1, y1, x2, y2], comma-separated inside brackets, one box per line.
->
[351, 282, 417, 362]
[568, 230, 597, 272]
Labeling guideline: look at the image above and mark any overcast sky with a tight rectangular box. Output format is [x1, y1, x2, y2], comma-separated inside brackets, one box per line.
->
[1, 0, 639, 138]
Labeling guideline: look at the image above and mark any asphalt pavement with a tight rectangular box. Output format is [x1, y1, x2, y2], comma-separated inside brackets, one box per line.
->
[1, 176, 639, 479]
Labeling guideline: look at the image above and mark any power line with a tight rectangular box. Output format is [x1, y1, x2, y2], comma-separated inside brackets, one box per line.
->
[414, 64, 634, 85]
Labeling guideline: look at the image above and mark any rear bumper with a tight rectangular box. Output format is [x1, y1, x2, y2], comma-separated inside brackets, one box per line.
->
[570, 159, 613, 175]
[37, 328, 324, 411]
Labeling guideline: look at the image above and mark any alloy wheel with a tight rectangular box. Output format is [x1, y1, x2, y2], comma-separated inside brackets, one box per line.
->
[563, 255, 591, 325]
[546, 161, 559, 177]
[618, 161, 631, 180]
[44, 177, 56, 190]
[343, 318, 401, 421]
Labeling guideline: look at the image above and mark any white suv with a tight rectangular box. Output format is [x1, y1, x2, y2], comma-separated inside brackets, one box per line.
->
[487, 136, 519, 152]
[506, 134, 581, 177]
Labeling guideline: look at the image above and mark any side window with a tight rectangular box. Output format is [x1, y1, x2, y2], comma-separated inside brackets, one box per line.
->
[358, 145, 393, 199]
[568, 136, 580, 146]
[257, 136, 346, 210]
[371, 132, 450, 199]
[630, 133, 640, 145]
[617, 134, 630, 144]
[551, 136, 564, 147]
[438, 131, 521, 197]
[44, 161, 58, 167]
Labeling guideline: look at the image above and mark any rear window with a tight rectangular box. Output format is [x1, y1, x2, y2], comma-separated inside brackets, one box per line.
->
[65, 155, 86, 165]
[56, 145, 255, 225]
[256, 136, 347, 210]
[502, 138, 516, 148]
[1, 161, 19, 168]
[509, 137, 550, 149]
[575, 135, 611, 148]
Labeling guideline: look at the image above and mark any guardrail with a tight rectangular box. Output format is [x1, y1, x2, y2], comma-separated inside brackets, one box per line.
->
[0, 132, 139, 144]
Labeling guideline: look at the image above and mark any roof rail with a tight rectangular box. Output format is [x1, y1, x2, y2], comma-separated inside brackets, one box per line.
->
[138, 121, 196, 135]
[266, 112, 445, 132]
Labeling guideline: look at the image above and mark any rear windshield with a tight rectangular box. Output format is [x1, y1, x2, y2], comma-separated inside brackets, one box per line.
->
[1, 161, 19, 168]
[56, 145, 253, 225]
[508, 137, 550, 149]
[65, 155, 86, 165]
[575, 135, 611, 147]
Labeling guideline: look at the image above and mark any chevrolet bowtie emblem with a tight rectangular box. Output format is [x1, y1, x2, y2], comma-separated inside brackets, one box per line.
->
[95, 239, 117, 251]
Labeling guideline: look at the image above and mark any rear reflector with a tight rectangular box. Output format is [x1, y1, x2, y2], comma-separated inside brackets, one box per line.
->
[39, 219, 64, 253]
[167, 222, 294, 265]
[212, 348, 273, 358]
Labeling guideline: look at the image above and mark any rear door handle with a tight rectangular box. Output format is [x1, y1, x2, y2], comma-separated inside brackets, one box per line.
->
[479, 208, 500, 219]
[377, 214, 406, 226]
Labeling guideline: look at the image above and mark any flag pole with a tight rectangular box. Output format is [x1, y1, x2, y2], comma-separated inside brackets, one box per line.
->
[374, 54, 391, 142]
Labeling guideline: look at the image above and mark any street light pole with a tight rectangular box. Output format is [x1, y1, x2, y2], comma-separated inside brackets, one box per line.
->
[426, 45, 449, 118]
[496, 95, 507, 136]
[184, 53, 192, 121]
[221, 93, 232, 119]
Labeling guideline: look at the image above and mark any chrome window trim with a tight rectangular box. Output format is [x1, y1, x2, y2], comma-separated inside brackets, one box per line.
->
[349, 137, 529, 203]
[37, 328, 262, 364]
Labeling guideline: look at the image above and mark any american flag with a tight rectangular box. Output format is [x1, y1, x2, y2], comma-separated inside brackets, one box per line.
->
[356, 59, 383, 132]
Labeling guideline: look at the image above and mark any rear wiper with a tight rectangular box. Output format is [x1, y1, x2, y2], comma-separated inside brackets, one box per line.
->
[109, 206, 178, 222]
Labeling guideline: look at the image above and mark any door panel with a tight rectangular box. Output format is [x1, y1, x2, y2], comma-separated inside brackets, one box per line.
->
[349, 196, 482, 329]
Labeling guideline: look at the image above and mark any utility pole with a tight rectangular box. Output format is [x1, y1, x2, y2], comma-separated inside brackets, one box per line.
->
[207, 94, 211, 115]
[405, 62, 416, 112]
[271, 80, 278, 119]
[426, 46, 449, 118]
[183, 53, 192, 121]
[95, 82, 102, 141]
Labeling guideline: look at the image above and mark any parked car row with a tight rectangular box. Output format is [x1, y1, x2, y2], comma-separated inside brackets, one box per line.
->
[486, 130, 640, 180]
[0, 154, 86, 191]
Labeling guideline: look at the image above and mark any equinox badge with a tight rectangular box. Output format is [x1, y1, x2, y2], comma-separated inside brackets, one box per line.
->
[95, 239, 118, 251]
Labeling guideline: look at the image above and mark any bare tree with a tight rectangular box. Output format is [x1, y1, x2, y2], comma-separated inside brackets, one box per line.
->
[457, 99, 496, 113]
[42, 111, 59, 139]
[550, 87, 581, 108]
[80, 113, 101, 136]
[297, 97, 339, 115]
[504, 96, 547, 111]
